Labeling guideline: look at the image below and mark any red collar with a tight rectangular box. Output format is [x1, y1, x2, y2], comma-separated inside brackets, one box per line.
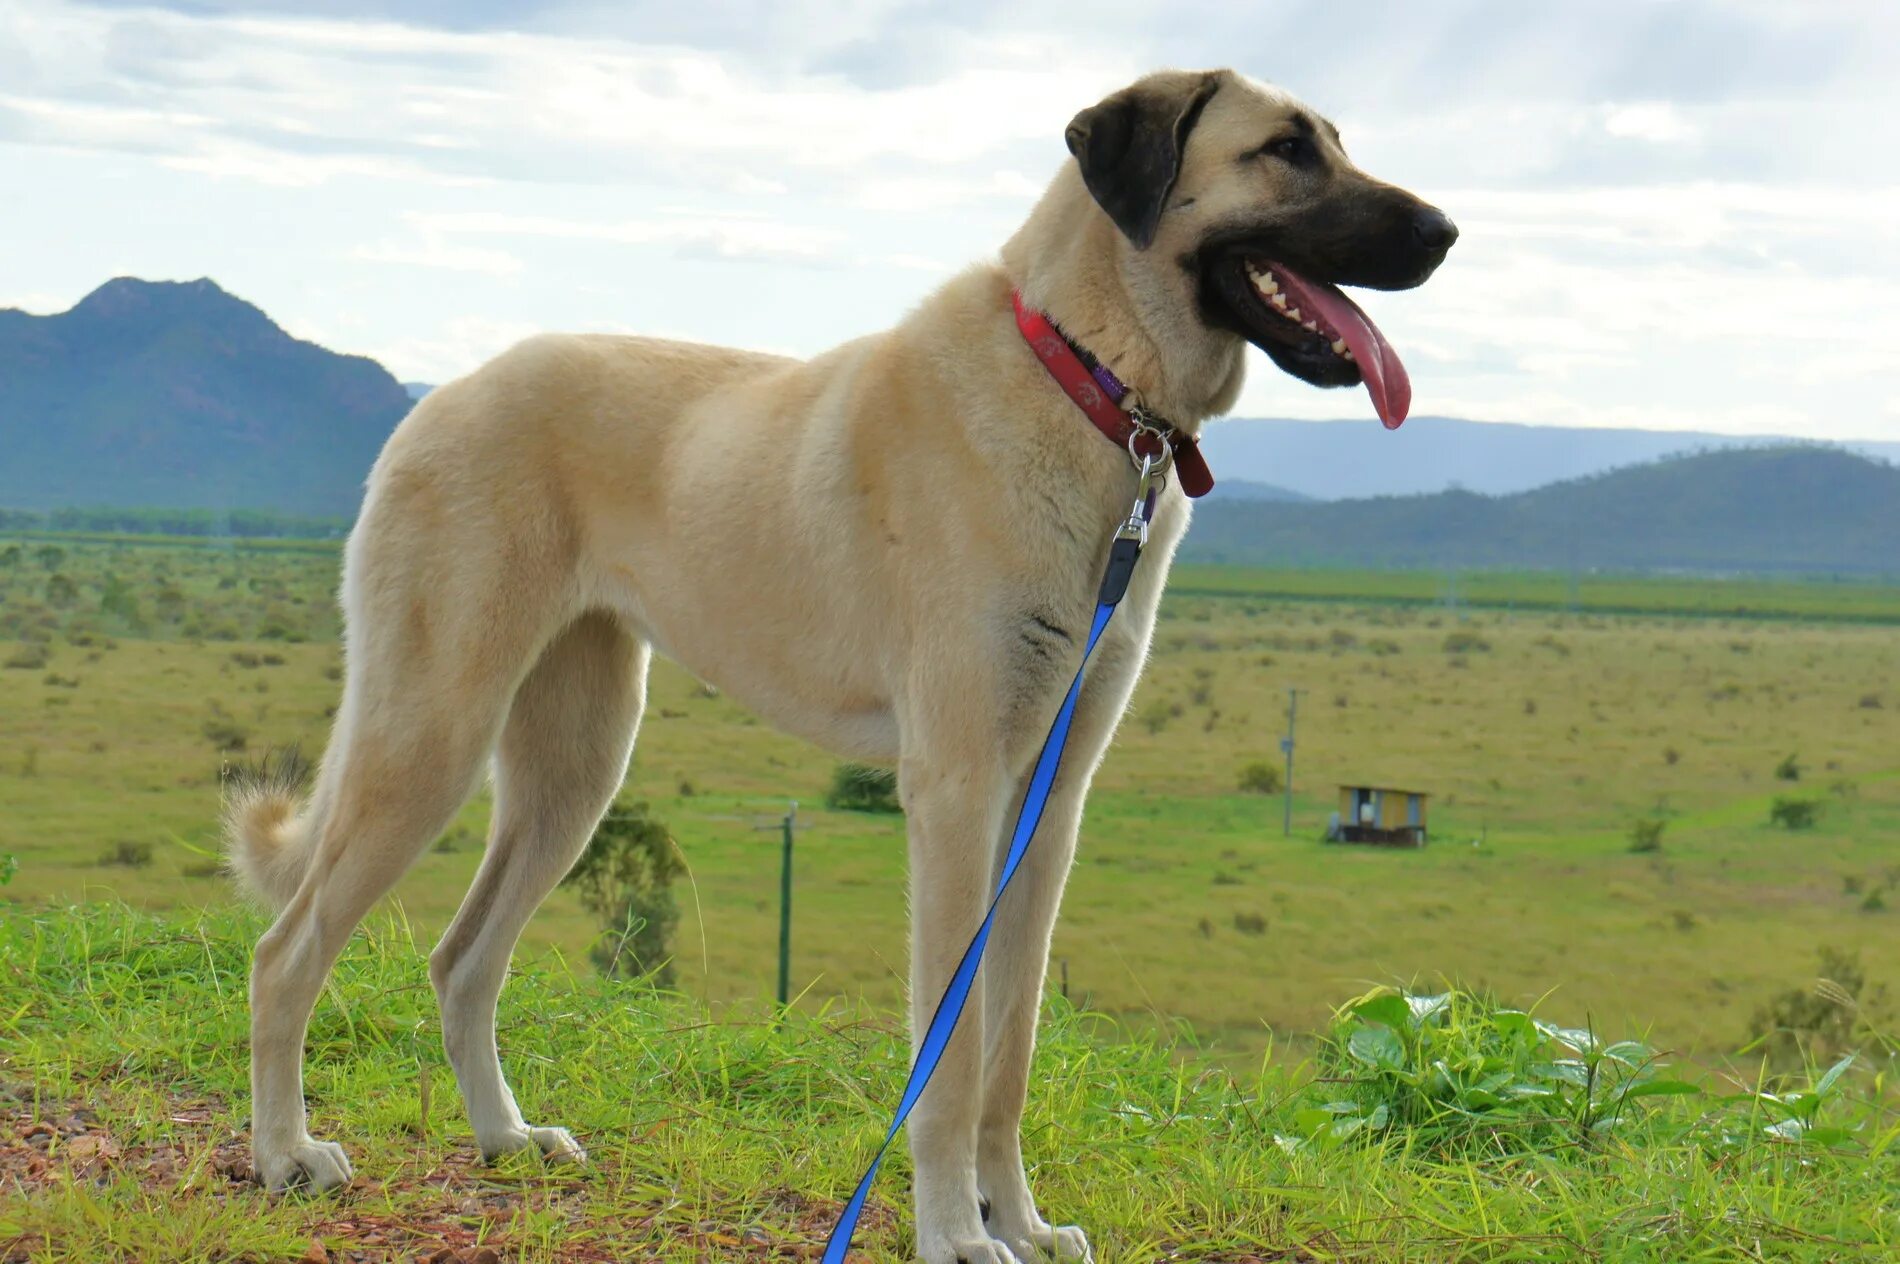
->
[1010, 290, 1214, 498]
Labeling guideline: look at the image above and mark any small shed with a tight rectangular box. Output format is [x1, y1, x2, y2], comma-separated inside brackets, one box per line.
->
[1328, 784, 1429, 847]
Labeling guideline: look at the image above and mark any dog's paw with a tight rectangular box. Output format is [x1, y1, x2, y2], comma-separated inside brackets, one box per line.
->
[917, 1234, 1024, 1264]
[481, 1125, 587, 1165]
[999, 1223, 1091, 1262]
[255, 1136, 353, 1193]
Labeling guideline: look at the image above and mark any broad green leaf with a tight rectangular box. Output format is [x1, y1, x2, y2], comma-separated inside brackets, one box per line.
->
[1348, 1025, 1405, 1071]
[1815, 1053, 1856, 1096]
[1352, 994, 1411, 1031]
[1406, 992, 1452, 1024]
[1535, 1020, 1599, 1053]
[1601, 1040, 1655, 1068]
[1614, 1079, 1701, 1101]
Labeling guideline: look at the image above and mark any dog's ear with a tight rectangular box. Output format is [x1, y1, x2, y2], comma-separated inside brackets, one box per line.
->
[1065, 72, 1222, 249]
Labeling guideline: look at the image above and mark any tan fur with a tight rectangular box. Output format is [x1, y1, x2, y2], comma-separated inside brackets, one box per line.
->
[229, 69, 1445, 1263]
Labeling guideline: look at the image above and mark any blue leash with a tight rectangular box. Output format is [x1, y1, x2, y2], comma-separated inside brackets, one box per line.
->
[821, 467, 1157, 1262]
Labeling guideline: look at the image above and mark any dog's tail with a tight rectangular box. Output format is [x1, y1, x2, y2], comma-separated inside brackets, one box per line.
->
[222, 747, 316, 909]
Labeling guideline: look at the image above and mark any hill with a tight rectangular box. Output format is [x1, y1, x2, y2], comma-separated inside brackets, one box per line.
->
[1199, 415, 1900, 500]
[0, 278, 411, 517]
[1182, 445, 1900, 576]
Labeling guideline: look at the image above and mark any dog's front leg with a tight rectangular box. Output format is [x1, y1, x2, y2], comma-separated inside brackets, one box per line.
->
[900, 737, 1022, 1264]
[975, 755, 1097, 1263]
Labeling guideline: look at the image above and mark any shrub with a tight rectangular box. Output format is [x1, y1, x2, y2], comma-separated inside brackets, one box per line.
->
[1774, 752, 1802, 782]
[826, 763, 902, 813]
[1442, 630, 1491, 654]
[1237, 762, 1283, 795]
[1748, 946, 1887, 1071]
[1627, 818, 1666, 853]
[1769, 797, 1820, 830]
[561, 803, 683, 985]
[1858, 693, 1883, 710]
[1232, 911, 1268, 935]
[99, 840, 154, 868]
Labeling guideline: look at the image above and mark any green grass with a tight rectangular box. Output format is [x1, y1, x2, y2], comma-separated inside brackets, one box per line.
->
[2, 902, 1895, 1262]
[4, 536, 1900, 1067]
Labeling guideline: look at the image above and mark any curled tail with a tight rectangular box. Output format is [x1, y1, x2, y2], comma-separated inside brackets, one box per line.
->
[222, 748, 316, 909]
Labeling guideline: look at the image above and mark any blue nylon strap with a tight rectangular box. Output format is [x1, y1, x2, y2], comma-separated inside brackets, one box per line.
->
[820, 599, 1120, 1262]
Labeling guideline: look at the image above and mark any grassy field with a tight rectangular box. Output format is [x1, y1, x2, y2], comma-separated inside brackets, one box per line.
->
[2, 534, 1898, 1072]
[2, 902, 1895, 1262]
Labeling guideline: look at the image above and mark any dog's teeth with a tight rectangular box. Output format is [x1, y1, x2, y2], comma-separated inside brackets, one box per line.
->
[1302, 320, 1318, 332]
[1270, 293, 1287, 309]
[1255, 275, 1279, 295]
[1331, 338, 1349, 354]
[1342, 349, 1356, 361]
[1286, 307, 1301, 321]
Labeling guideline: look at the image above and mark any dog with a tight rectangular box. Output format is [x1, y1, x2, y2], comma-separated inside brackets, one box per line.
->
[224, 67, 1453, 1263]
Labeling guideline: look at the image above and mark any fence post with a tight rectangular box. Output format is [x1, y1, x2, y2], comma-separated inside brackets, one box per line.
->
[777, 801, 796, 1006]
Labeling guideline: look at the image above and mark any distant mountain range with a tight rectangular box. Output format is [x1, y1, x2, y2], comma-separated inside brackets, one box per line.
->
[1182, 445, 1900, 576]
[0, 277, 411, 516]
[1199, 416, 1900, 500]
[3, 277, 1896, 576]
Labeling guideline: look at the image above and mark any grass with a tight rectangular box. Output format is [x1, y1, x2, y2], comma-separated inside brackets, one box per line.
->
[3, 535, 1900, 1065]
[2, 902, 1895, 1262]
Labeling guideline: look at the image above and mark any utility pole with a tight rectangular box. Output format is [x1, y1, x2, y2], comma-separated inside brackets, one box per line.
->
[1281, 687, 1301, 836]
[777, 801, 796, 1006]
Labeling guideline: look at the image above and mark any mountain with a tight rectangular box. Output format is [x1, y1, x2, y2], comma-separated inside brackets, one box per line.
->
[1199, 416, 1900, 501]
[1204, 478, 1312, 503]
[0, 278, 412, 516]
[1182, 445, 1900, 576]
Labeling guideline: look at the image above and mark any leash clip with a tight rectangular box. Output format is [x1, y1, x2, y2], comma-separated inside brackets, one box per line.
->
[1116, 450, 1162, 547]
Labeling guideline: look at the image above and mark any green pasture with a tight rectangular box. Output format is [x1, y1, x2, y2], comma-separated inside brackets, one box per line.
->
[1, 535, 1897, 1066]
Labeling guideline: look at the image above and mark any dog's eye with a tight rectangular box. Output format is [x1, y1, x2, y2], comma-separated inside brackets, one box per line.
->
[1263, 136, 1311, 166]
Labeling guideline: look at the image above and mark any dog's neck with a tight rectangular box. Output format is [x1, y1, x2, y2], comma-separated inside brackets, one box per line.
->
[1000, 171, 1246, 434]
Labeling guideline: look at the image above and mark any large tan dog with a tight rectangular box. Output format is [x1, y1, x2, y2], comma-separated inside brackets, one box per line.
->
[226, 68, 1453, 1262]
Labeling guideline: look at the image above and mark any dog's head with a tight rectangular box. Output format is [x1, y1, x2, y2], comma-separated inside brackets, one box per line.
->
[1061, 69, 1455, 428]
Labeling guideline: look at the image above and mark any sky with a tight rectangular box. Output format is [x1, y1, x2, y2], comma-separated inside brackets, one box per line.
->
[2, 0, 1897, 439]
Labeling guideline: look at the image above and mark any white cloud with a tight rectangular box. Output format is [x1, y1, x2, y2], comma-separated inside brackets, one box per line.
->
[0, 0, 1895, 441]
[1599, 102, 1700, 144]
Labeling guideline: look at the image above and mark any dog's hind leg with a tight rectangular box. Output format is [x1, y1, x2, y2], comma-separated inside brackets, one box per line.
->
[244, 509, 575, 1192]
[428, 610, 647, 1164]
[247, 663, 525, 1192]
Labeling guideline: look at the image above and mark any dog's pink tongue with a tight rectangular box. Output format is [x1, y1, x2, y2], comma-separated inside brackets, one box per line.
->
[1281, 267, 1411, 429]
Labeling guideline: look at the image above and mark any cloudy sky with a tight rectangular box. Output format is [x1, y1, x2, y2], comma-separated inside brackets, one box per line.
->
[3, 1, 1896, 438]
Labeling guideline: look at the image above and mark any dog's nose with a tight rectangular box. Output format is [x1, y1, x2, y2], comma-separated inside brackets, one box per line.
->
[1413, 208, 1458, 252]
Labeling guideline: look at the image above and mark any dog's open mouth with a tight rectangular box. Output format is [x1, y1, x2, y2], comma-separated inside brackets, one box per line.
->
[1211, 257, 1412, 429]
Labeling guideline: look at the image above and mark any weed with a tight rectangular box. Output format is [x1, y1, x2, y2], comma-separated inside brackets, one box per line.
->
[1774, 752, 1803, 782]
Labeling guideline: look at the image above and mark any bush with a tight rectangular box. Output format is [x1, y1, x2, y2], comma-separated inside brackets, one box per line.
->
[1627, 818, 1666, 853]
[1237, 761, 1283, 795]
[1774, 752, 1802, 782]
[99, 840, 154, 868]
[1442, 630, 1491, 654]
[1769, 797, 1821, 830]
[826, 763, 902, 813]
[3, 643, 50, 670]
[561, 803, 682, 985]
[1748, 947, 1888, 1072]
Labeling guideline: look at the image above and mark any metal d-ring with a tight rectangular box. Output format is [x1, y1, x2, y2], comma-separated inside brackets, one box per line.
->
[1125, 403, 1175, 478]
